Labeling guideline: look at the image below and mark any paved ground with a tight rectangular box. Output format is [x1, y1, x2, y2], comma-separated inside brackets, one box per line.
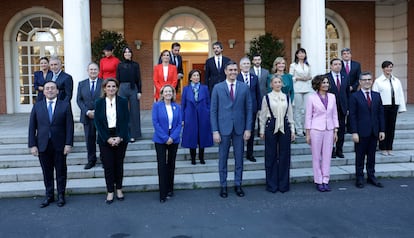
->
[1, 177, 413, 238]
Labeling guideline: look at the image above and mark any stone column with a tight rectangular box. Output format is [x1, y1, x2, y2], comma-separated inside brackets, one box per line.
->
[301, 0, 326, 75]
[63, 0, 91, 120]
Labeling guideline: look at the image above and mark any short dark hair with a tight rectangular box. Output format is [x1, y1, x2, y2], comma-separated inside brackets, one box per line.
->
[212, 41, 223, 49]
[381, 60, 393, 69]
[39, 56, 49, 63]
[224, 60, 238, 70]
[359, 71, 372, 80]
[188, 69, 201, 83]
[312, 74, 329, 91]
[122, 46, 133, 59]
[159, 49, 170, 59]
[294, 48, 309, 65]
[330, 58, 341, 65]
[171, 42, 181, 49]
[252, 53, 261, 58]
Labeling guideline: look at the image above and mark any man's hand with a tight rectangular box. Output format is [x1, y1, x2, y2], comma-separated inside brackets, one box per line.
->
[87, 110, 95, 119]
[243, 130, 251, 141]
[31, 146, 39, 157]
[379, 132, 385, 141]
[213, 131, 221, 144]
[352, 133, 359, 143]
[64, 145, 72, 155]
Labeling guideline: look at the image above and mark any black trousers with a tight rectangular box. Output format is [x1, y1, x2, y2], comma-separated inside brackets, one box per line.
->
[38, 140, 67, 198]
[264, 118, 291, 192]
[155, 143, 178, 200]
[83, 118, 97, 163]
[355, 134, 378, 179]
[380, 105, 398, 151]
[246, 112, 257, 158]
[99, 142, 127, 193]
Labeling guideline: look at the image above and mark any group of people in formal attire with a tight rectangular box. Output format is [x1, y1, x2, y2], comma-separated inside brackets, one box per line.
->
[28, 40, 407, 208]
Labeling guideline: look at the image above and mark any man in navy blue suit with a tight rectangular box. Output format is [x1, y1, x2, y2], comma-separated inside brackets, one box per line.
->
[349, 72, 385, 188]
[204, 41, 231, 93]
[76, 62, 102, 169]
[211, 61, 252, 198]
[237, 57, 261, 162]
[341, 48, 362, 93]
[326, 58, 350, 158]
[28, 81, 74, 208]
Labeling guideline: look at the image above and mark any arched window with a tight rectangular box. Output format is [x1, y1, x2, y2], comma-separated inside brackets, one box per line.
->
[160, 14, 210, 53]
[16, 15, 63, 108]
[292, 12, 349, 73]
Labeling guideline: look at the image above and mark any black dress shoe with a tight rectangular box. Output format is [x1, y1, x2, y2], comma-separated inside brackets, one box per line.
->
[40, 197, 55, 208]
[331, 151, 336, 158]
[220, 187, 228, 198]
[160, 198, 166, 203]
[84, 161, 96, 170]
[247, 156, 257, 162]
[356, 179, 364, 188]
[235, 186, 245, 197]
[57, 196, 65, 207]
[336, 152, 345, 158]
[367, 178, 383, 188]
[166, 191, 174, 199]
[106, 199, 114, 204]
[116, 196, 124, 201]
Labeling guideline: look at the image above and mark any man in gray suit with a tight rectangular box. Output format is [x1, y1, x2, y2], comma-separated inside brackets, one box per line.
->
[76, 62, 103, 169]
[210, 61, 252, 198]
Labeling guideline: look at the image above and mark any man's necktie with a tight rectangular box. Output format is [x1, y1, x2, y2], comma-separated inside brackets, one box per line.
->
[345, 62, 350, 74]
[230, 83, 234, 101]
[256, 69, 260, 78]
[48, 101, 53, 123]
[366, 91, 371, 107]
[174, 56, 178, 67]
[336, 74, 341, 91]
[244, 74, 249, 86]
[90, 80, 95, 96]
[217, 57, 221, 70]
[53, 74, 58, 81]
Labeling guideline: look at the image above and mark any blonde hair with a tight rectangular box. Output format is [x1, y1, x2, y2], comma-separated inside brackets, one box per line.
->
[271, 57, 286, 73]
[159, 84, 176, 102]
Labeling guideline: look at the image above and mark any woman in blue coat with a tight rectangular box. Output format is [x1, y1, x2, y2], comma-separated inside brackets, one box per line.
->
[152, 84, 182, 203]
[181, 69, 214, 165]
[33, 57, 53, 102]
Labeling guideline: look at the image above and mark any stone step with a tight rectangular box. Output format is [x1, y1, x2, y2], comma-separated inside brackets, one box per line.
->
[1, 161, 413, 198]
[1, 150, 412, 183]
[1, 138, 414, 168]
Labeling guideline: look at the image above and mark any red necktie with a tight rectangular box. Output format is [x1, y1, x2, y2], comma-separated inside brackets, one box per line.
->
[230, 83, 234, 101]
[366, 91, 371, 107]
[336, 74, 341, 91]
[345, 62, 350, 74]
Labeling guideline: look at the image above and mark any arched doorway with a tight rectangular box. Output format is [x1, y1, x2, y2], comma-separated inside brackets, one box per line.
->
[154, 7, 217, 100]
[14, 15, 64, 112]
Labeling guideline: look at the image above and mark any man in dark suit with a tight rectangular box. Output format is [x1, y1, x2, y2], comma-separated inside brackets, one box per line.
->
[48, 56, 73, 102]
[210, 61, 252, 198]
[158, 42, 184, 91]
[205, 41, 231, 93]
[326, 58, 349, 158]
[76, 62, 103, 169]
[341, 48, 362, 93]
[349, 72, 385, 188]
[250, 53, 270, 137]
[238, 57, 261, 162]
[28, 81, 74, 208]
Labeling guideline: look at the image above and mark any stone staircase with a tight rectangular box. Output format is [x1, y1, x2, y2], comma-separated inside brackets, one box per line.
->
[0, 108, 413, 198]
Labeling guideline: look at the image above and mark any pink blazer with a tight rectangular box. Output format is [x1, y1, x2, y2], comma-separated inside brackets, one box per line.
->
[153, 64, 178, 100]
[305, 92, 339, 131]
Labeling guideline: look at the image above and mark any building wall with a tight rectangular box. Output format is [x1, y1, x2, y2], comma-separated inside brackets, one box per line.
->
[407, 1, 413, 103]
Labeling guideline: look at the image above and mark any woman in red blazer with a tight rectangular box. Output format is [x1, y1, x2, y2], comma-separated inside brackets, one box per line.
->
[153, 50, 178, 101]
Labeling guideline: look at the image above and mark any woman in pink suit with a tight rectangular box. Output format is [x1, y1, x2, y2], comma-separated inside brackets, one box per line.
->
[153, 50, 178, 101]
[305, 75, 339, 192]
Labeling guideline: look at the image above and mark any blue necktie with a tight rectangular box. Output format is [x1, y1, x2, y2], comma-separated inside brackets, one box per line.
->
[48, 101, 53, 123]
[90, 80, 95, 96]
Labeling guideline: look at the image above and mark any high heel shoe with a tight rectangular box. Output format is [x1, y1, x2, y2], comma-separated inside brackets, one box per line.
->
[116, 190, 124, 201]
[106, 193, 114, 204]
